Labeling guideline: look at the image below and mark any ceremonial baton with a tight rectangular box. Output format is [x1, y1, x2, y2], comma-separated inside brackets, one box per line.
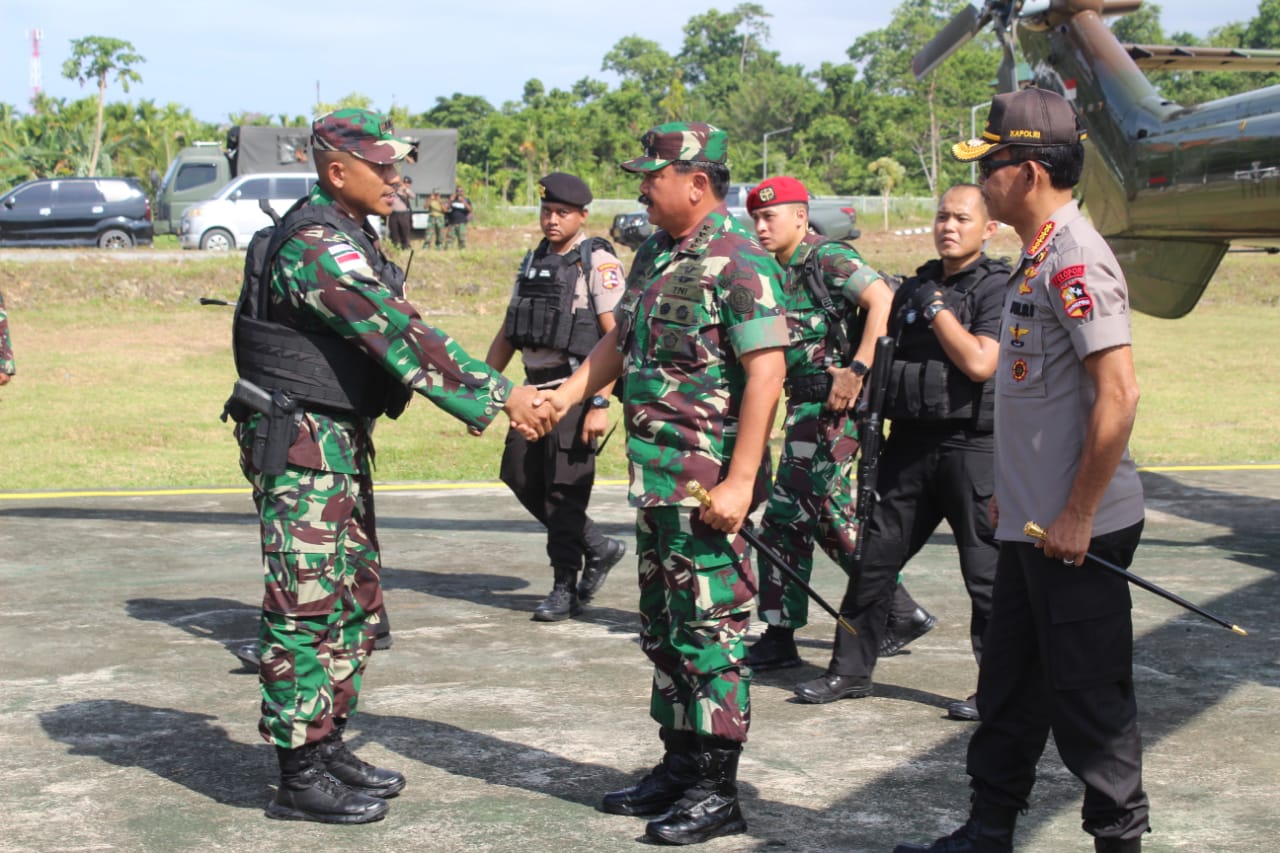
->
[1024, 521, 1248, 636]
[595, 422, 618, 456]
[688, 480, 857, 638]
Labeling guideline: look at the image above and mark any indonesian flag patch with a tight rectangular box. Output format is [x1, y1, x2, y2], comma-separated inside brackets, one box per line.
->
[328, 244, 364, 272]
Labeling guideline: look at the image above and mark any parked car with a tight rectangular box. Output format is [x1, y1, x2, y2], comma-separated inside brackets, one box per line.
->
[610, 182, 859, 250]
[0, 177, 153, 248]
[179, 172, 318, 250]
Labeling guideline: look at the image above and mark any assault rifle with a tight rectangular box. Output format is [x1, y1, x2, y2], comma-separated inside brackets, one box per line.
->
[852, 336, 896, 565]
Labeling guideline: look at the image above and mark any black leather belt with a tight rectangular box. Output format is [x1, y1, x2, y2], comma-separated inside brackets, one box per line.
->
[525, 364, 574, 386]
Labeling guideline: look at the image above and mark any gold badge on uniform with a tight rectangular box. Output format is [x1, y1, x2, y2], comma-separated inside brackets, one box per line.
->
[759, 186, 776, 203]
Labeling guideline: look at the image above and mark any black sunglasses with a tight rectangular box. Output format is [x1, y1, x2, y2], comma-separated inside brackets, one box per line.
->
[979, 156, 1050, 179]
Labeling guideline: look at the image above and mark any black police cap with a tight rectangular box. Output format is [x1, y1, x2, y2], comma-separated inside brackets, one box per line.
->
[537, 172, 592, 208]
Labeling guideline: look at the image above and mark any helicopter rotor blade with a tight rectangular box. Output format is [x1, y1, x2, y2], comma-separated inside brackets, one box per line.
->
[995, 21, 1019, 92]
[912, 3, 989, 80]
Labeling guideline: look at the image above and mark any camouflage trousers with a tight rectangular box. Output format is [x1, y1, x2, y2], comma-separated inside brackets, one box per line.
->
[423, 214, 445, 249]
[635, 505, 755, 743]
[241, 453, 384, 749]
[444, 221, 467, 249]
[757, 403, 860, 629]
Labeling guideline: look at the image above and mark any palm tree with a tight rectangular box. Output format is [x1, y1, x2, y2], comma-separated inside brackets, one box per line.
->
[61, 35, 144, 177]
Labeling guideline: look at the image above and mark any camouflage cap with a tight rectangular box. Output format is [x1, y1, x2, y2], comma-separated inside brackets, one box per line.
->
[620, 122, 729, 173]
[312, 108, 416, 165]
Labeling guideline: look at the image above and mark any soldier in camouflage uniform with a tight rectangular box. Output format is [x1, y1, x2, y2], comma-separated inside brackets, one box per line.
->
[230, 108, 550, 825]
[0, 290, 13, 385]
[423, 189, 446, 250]
[546, 122, 788, 846]
[742, 176, 893, 672]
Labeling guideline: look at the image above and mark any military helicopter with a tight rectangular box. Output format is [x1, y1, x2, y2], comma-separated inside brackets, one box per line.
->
[913, 0, 1280, 318]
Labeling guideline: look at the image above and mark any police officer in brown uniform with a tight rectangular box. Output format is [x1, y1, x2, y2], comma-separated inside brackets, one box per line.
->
[895, 88, 1148, 853]
[478, 172, 627, 619]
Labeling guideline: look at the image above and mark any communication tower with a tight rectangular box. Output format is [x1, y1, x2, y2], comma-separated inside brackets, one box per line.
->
[29, 28, 44, 103]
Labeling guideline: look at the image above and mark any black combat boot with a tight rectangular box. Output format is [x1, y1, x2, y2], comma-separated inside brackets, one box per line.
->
[644, 738, 747, 845]
[317, 720, 406, 798]
[1094, 836, 1142, 852]
[266, 743, 388, 824]
[880, 583, 938, 657]
[892, 799, 1017, 852]
[533, 567, 582, 621]
[744, 625, 802, 670]
[601, 728, 699, 816]
[578, 538, 626, 602]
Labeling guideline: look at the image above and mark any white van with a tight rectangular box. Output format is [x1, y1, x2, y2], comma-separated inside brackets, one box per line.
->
[179, 172, 317, 250]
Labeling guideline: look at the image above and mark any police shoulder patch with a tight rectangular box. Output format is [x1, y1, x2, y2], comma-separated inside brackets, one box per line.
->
[597, 262, 623, 290]
[1058, 279, 1093, 318]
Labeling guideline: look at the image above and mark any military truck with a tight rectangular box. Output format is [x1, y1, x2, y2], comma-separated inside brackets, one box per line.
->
[153, 125, 458, 235]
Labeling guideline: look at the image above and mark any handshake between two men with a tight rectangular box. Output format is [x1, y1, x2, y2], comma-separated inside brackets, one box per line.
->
[502, 327, 627, 443]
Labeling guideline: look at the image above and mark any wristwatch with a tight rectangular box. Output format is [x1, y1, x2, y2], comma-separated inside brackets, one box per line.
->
[922, 301, 948, 322]
[850, 360, 870, 377]
[589, 395, 611, 409]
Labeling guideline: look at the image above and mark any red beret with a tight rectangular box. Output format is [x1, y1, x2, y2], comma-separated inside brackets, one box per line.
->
[746, 176, 809, 212]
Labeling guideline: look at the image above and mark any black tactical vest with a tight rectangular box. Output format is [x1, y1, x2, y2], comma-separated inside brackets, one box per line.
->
[503, 237, 610, 359]
[232, 199, 413, 419]
[884, 256, 1010, 431]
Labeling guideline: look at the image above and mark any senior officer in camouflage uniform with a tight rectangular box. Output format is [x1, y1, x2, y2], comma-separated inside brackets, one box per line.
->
[477, 171, 627, 621]
[0, 290, 13, 385]
[230, 108, 550, 826]
[895, 88, 1148, 853]
[544, 122, 788, 846]
[741, 175, 893, 671]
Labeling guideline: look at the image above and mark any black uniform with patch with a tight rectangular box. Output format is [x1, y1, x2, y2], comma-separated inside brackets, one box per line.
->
[826, 254, 1008, 679]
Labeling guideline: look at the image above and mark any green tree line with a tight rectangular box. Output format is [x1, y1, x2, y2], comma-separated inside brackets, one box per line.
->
[3, 1, 1278, 202]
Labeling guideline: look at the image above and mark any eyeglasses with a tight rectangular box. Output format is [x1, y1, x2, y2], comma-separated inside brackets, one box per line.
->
[979, 157, 1049, 179]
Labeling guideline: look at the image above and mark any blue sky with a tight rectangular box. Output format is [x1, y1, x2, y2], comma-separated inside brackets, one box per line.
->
[2, 1, 1267, 124]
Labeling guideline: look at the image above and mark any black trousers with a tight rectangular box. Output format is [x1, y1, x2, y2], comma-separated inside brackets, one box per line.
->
[499, 400, 606, 572]
[388, 211, 412, 249]
[968, 521, 1148, 841]
[829, 423, 997, 676]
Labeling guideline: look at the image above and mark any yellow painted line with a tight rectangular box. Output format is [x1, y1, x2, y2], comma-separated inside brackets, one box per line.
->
[0, 479, 631, 502]
[1, 466, 1276, 501]
[1138, 463, 1280, 472]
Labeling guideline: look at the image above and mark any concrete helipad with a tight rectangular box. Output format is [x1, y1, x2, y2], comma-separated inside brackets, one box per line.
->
[0, 468, 1276, 852]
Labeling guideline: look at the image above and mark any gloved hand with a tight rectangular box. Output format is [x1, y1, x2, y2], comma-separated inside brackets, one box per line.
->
[909, 284, 946, 312]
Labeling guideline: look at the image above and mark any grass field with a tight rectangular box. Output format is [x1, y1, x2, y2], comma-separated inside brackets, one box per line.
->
[1, 219, 1277, 493]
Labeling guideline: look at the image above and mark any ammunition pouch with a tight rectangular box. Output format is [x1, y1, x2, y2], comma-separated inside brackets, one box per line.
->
[785, 372, 833, 404]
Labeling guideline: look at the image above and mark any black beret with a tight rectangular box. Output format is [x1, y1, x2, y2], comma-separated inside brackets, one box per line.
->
[537, 172, 592, 208]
